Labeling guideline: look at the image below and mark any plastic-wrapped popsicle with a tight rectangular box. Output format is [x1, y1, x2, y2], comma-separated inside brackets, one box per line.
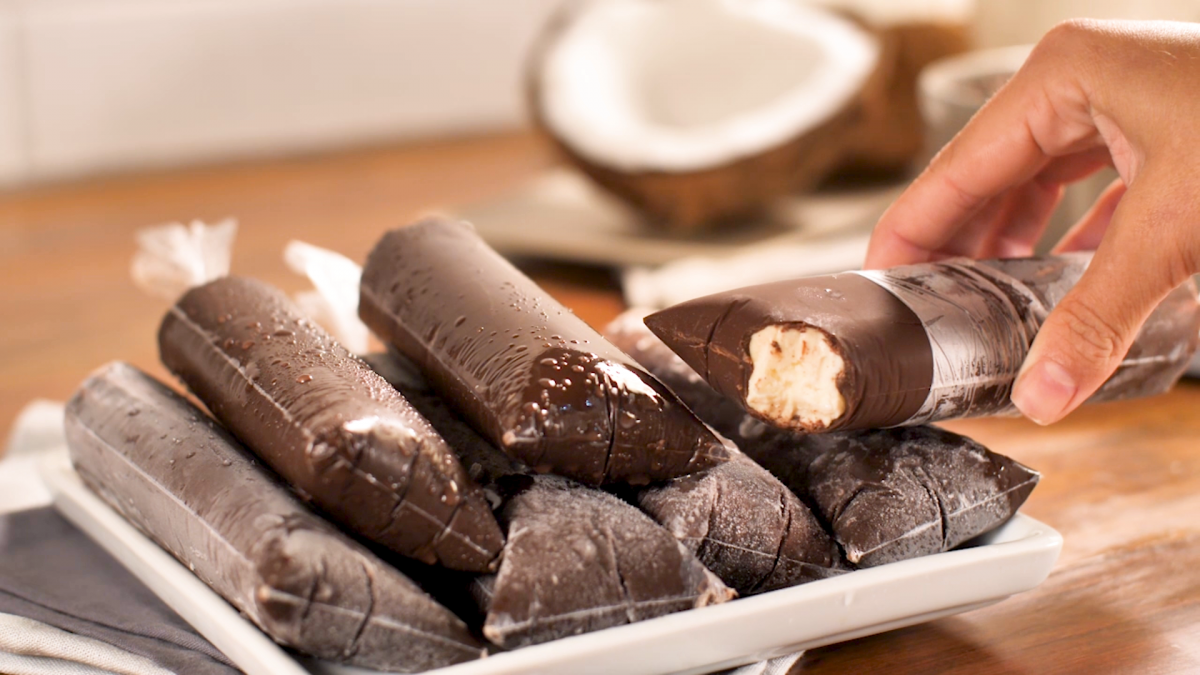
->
[361, 351, 733, 648]
[606, 310, 1041, 567]
[64, 362, 484, 671]
[358, 217, 728, 486]
[159, 275, 504, 572]
[645, 253, 1200, 433]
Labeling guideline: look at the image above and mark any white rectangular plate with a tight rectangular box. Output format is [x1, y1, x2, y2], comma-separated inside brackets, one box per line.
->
[39, 448, 1061, 675]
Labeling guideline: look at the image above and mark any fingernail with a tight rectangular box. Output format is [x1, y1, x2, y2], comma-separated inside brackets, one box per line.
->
[1011, 359, 1077, 425]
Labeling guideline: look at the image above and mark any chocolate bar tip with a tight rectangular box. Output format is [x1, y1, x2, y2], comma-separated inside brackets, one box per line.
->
[643, 300, 729, 382]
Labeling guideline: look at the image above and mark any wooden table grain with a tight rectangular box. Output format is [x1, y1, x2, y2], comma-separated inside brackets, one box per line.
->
[2, 132, 1198, 674]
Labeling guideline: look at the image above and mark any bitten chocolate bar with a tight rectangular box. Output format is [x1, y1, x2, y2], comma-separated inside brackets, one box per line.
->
[645, 253, 1200, 432]
[359, 217, 727, 485]
[64, 363, 484, 672]
[159, 276, 503, 572]
[606, 311, 1041, 567]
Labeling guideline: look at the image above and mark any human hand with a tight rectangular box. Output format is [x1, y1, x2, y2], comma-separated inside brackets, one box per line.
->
[864, 19, 1200, 425]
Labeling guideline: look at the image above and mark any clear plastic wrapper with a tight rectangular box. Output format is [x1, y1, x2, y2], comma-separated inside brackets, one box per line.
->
[646, 253, 1200, 432]
[64, 362, 485, 672]
[134, 222, 504, 572]
[605, 310, 1041, 567]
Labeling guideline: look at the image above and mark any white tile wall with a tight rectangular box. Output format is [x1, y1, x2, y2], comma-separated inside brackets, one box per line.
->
[0, 4, 27, 186]
[16, 0, 565, 182]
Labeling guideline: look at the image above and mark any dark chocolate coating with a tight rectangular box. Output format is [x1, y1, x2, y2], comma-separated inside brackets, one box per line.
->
[358, 218, 727, 486]
[605, 312, 1040, 568]
[361, 351, 733, 646]
[64, 362, 483, 672]
[362, 351, 535, 509]
[774, 427, 1041, 567]
[647, 255, 1200, 432]
[158, 276, 503, 572]
[638, 449, 846, 594]
[644, 273, 933, 432]
[477, 475, 732, 649]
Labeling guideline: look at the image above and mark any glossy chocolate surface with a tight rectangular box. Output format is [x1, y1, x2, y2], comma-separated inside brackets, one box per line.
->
[362, 351, 535, 508]
[647, 256, 1200, 432]
[64, 362, 483, 671]
[159, 276, 503, 572]
[362, 350, 732, 646]
[606, 313, 1040, 568]
[359, 218, 727, 485]
[644, 273, 933, 432]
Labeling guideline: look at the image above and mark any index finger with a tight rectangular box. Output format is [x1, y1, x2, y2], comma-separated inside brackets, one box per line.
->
[865, 27, 1102, 269]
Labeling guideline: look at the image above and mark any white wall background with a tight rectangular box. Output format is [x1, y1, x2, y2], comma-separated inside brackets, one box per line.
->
[0, 0, 1197, 187]
[975, 0, 1200, 47]
[0, 0, 567, 186]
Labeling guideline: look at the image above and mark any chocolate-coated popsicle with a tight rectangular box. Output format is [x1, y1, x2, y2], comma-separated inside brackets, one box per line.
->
[361, 351, 733, 647]
[159, 275, 504, 572]
[637, 449, 846, 593]
[476, 475, 733, 649]
[64, 363, 484, 671]
[358, 217, 728, 485]
[645, 253, 1200, 432]
[606, 310, 1041, 567]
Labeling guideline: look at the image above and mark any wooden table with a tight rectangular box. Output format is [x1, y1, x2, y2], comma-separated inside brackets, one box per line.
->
[3, 132, 1198, 674]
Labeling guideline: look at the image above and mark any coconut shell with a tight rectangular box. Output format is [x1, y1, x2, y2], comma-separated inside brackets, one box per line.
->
[834, 21, 972, 175]
[527, 2, 887, 233]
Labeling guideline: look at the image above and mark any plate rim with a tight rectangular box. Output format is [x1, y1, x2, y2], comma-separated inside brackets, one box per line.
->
[38, 447, 1062, 675]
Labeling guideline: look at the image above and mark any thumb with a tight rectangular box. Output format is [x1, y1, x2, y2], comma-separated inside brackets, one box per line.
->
[1011, 179, 1197, 425]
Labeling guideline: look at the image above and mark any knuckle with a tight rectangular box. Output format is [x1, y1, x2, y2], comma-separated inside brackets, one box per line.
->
[1042, 19, 1101, 49]
[1049, 300, 1129, 367]
[1031, 19, 1110, 76]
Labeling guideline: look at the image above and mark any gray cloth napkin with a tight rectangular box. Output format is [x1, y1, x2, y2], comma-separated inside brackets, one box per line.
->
[0, 612, 172, 675]
[0, 507, 240, 675]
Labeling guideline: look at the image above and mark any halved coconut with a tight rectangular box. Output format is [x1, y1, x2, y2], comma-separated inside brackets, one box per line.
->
[529, 0, 883, 232]
[812, 0, 974, 174]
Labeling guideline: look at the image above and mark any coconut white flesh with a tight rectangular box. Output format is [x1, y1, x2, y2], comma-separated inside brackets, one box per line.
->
[537, 0, 879, 173]
[746, 325, 846, 428]
[808, 0, 973, 28]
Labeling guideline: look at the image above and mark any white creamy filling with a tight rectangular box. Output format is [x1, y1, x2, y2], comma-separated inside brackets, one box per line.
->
[537, 0, 879, 172]
[746, 325, 846, 427]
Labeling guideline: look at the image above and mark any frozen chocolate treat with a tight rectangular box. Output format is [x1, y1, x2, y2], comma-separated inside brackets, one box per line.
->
[478, 475, 732, 649]
[645, 253, 1200, 432]
[763, 426, 1040, 567]
[606, 311, 1040, 568]
[362, 351, 733, 645]
[159, 276, 503, 572]
[638, 449, 845, 593]
[362, 351, 536, 509]
[359, 217, 727, 486]
[64, 363, 484, 672]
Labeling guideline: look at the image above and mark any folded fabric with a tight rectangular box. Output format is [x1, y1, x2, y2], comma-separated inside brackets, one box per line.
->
[0, 651, 118, 675]
[0, 612, 172, 675]
[722, 651, 805, 675]
[0, 507, 239, 675]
